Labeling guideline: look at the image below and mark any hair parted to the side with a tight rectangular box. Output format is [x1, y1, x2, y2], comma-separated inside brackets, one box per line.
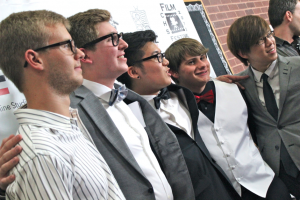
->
[68, 9, 111, 50]
[227, 15, 270, 66]
[0, 10, 69, 92]
[117, 30, 157, 89]
[165, 38, 208, 83]
[268, 0, 298, 28]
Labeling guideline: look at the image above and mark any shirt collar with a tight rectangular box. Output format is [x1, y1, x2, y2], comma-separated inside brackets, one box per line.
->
[275, 35, 300, 46]
[142, 95, 157, 102]
[251, 59, 277, 82]
[14, 107, 79, 131]
[82, 79, 112, 102]
[275, 36, 288, 46]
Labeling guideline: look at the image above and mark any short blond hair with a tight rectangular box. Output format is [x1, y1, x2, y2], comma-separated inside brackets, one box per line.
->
[0, 10, 69, 92]
[68, 9, 111, 50]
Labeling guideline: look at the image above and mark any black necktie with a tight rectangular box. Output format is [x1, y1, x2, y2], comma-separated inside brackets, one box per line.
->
[261, 73, 278, 120]
[153, 88, 171, 109]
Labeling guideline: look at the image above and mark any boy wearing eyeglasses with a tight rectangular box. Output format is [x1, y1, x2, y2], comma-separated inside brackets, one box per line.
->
[228, 15, 300, 199]
[0, 10, 125, 200]
[66, 9, 194, 200]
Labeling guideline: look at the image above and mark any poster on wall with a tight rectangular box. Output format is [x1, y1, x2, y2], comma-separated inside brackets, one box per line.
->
[0, 0, 216, 141]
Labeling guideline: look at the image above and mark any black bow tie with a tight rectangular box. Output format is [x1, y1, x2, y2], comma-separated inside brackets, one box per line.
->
[153, 88, 171, 109]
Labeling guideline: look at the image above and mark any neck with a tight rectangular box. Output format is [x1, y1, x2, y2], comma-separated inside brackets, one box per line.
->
[274, 26, 294, 43]
[251, 61, 273, 73]
[180, 82, 206, 94]
[131, 82, 161, 95]
[23, 87, 71, 117]
[82, 65, 119, 89]
[83, 74, 116, 89]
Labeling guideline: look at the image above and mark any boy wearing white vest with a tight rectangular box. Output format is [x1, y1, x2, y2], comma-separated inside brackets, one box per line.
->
[165, 38, 290, 200]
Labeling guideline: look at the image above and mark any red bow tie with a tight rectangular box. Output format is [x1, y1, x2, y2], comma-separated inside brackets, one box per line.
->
[194, 89, 214, 104]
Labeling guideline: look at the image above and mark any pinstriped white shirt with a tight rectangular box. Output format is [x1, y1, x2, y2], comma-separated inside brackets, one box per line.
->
[6, 107, 125, 200]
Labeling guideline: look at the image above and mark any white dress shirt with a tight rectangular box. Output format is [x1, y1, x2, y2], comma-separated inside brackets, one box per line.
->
[142, 90, 194, 139]
[82, 79, 173, 200]
[7, 107, 125, 200]
[251, 60, 280, 107]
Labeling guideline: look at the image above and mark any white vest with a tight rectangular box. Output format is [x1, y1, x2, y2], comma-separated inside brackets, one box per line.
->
[197, 80, 274, 197]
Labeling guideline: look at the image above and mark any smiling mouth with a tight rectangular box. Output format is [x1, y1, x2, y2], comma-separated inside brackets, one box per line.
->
[118, 55, 124, 58]
[195, 71, 207, 76]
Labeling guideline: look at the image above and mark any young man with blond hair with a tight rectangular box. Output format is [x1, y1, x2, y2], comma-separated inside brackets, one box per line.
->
[67, 9, 194, 200]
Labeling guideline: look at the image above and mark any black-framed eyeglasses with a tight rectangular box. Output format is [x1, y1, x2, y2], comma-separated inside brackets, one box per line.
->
[82, 32, 123, 48]
[256, 31, 275, 45]
[134, 53, 166, 64]
[24, 39, 77, 67]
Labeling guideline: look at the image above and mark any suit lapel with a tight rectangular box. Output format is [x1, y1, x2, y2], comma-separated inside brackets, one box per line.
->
[278, 56, 291, 117]
[73, 86, 145, 176]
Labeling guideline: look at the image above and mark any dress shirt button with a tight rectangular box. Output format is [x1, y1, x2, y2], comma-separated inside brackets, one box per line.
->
[236, 178, 240, 182]
[148, 188, 154, 193]
[275, 145, 280, 150]
[226, 153, 230, 157]
[220, 141, 224, 145]
[231, 166, 235, 170]
[215, 128, 219, 132]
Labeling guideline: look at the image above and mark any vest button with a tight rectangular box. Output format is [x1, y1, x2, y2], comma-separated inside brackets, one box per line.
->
[275, 145, 279, 150]
[148, 188, 154, 193]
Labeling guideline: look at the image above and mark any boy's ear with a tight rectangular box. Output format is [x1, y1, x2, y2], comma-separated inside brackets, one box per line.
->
[79, 48, 93, 64]
[24, 49, 43, 70]
[170, 70, 179, 79]
[127, 66, 140, 79]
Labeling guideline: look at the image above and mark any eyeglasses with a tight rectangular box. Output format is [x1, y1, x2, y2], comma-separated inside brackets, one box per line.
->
[24, 39, 77, 67]
[82, 32, 123, 48]
[256, 31, 275, 45]
[134, 53, 166, 64]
